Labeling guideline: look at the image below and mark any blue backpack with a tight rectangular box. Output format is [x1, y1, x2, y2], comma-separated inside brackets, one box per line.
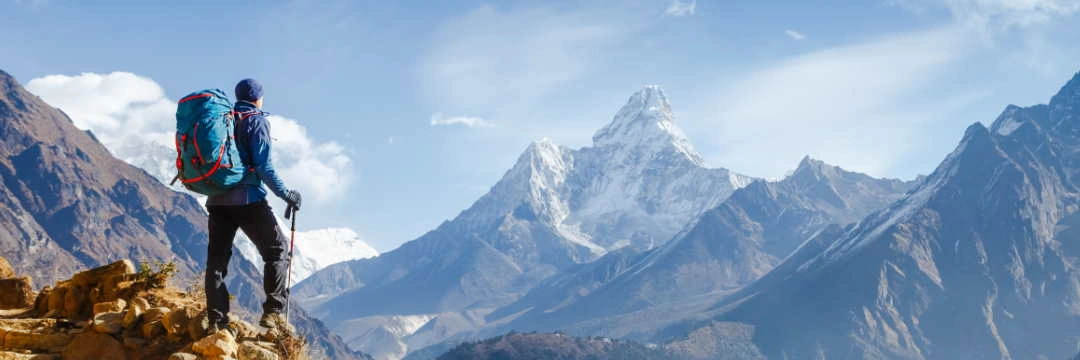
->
[171, 89, 247, 196]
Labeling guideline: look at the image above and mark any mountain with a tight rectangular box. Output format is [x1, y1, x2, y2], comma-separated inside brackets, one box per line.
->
[236, 227, 379, 283]
[294, 86, 752, 359]
[0, 69, 364, 360]
[684, 72, 1080, 359]
[435, 332, 679, 360]
[462, 157, 914, 344]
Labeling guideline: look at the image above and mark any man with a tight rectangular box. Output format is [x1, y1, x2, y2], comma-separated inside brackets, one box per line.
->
[204, 78, 302, 333]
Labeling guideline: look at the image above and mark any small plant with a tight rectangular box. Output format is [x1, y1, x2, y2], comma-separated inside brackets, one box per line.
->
[136, 260, 178, 289]
[274, 332, 309, 360]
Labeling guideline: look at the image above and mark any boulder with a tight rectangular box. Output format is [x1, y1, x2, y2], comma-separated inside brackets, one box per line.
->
[91, 311, 124, 334]
[70, 260, 134, 288]
[92, 299, 126, 316]
[2, 331, 72, 353]
[45, 285, 66, 316]
[61, 331, 125, 360]
[0, 256, 15, 279]
[0, 352, 60, 360]
[192, 330, 238, 358]
[141, 320, 165, 339]
[167, 353, 198, 360]
[61, 285, 86, 318]
[163, 307, 198, 339]
[239, 341, 280, 360]
[0, 277, 34, 309]
[122, 297, 149, 328]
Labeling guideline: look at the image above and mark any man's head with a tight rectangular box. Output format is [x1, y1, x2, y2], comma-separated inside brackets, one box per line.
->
[235, 78, 264, 108]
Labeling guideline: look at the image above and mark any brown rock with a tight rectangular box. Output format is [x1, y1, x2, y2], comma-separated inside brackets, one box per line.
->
[141, 320, 165, 339]
[187, 310, 210, 339]
[45, 285, 66, 315]
[122, 297, 149, 329]
[238, 341, 280, 360]
[122, 335, 146, 349]
[0, 277, 34, 309]
[0, 256, 15, 279]
[163, 307, 198, 339]
[91, 311, 124, 334]
[61, 331, 124, 360]
[144, 306, 170, 322]
[62, 285, 86, 318]
[92, 299, 126, 316]
[2, 331, 72, 353]
[32, 287, 51, 315]
[167, 353, 198, 360]
[0, 352, 60, 360]
[70, 260, 134, 288]
[192, 330, 238, 358]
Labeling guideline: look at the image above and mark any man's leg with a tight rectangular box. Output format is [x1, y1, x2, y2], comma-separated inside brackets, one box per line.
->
[206, 206, 239, 327]
[235, 200, 290, 316]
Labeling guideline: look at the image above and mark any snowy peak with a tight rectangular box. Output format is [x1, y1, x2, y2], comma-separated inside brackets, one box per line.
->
[590, 86, 701, 163]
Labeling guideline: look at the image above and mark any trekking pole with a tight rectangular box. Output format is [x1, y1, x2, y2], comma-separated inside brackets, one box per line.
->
[284, 204, 297, 331]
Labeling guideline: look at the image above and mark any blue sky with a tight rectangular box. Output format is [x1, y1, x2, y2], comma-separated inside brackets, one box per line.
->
[3, 0, 1079, 251]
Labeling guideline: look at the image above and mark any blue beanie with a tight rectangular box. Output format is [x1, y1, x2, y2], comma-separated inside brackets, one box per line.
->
[235, 78, 263, 102]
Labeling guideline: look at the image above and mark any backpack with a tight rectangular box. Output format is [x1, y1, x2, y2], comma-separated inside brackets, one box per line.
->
[171, 89, 247, 196]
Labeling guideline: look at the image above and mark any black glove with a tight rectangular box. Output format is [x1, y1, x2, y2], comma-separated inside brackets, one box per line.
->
[284, 190, 302, 218]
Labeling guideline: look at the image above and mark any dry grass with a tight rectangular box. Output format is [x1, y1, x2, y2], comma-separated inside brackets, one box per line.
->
[274, 332, 309, 360]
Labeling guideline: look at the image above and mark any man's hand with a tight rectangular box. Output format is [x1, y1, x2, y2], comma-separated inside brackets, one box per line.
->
[284, 189, 302, 215]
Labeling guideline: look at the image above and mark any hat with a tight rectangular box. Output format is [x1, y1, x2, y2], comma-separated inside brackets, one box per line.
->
[235, 78, 263, 102]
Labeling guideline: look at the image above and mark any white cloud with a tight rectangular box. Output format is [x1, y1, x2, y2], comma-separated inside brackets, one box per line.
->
[785, 29, 806, 40]
[429, 113, 493, 128]
[419, 5, 619, 117]
[891, 0, 1080, 28]
[704, 26, 978, 178]
[25, 72, 354, 203]
[665, 0, 697, 17]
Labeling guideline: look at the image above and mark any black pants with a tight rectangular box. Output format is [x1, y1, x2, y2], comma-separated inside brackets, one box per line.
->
[205, 200, 289, 326]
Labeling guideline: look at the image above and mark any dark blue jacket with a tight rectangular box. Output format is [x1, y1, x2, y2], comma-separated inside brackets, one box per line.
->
[205, 101, 289, 206]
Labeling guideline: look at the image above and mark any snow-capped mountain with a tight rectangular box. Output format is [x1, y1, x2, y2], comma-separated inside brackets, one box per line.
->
[438, 157, 915, 348]
[680, 71, 1080, 359]
[293, 86, 752, 359]
[236, 227, 378, 283]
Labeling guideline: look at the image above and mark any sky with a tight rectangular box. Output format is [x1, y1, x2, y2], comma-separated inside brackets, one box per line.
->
[2, 0, 1080, 252]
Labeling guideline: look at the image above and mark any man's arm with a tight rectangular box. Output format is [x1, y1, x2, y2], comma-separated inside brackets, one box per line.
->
[249, 116, 290, 199]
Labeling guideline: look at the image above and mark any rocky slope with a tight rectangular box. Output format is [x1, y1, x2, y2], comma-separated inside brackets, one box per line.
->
[293, 86, 752, 359]
[684, 71, 1080, 359]
[0, 257, 331, 360]
[0, 69, 362, 360]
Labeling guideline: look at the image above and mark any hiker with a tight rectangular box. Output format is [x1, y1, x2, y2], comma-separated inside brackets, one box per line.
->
[203, 78, 302, 333]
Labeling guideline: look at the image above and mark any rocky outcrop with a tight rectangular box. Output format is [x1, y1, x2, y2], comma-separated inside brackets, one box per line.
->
[0, 257, 298, 360]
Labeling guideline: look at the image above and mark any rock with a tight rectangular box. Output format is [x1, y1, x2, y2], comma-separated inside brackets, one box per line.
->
[239, 341, 279, 360]
[45, 285, 66, 315]
[2, 331, 72, 353]
[61, 285, 86, 318]
[0, 352, 60, 360]
[141, 320, 165, 339]
[192, 330, 238, 358]
[0, 256, 15, 279]
[62, 331, 125, 360]
[92, 299, 126, 316]
[122, 335, 146, 349]
[70, 260, 134, 288]
[167, 353, 198, 360]
[187, 310, 210, 339]
[163, 307, 198, 338]
[0, 277, 35, 309]
[122, 297, 148, 328]
[91, 311, 124, 334]
[32, 287, 51, 314]
[144, 306, 170, 322]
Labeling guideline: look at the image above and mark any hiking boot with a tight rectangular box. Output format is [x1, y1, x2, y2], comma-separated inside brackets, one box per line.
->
[259, 312, 294, 333]
[207, 322, 236, 338]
